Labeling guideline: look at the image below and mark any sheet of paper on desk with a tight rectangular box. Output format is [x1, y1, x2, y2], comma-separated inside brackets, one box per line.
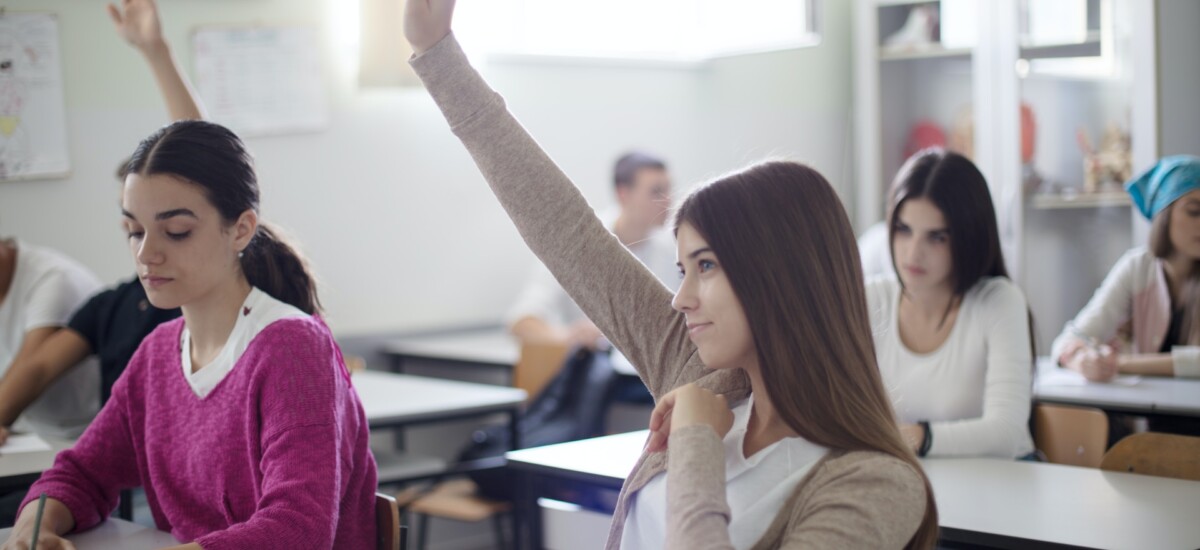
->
[1039, 369, 1141, 387]
[0, 434, 53, 455]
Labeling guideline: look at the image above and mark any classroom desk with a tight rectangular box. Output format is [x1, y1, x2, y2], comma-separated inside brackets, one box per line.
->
[0, 518, 177, 548]
[0, 437, 72, 494]
[1034, 356, 1200, 418]
[506, 430, 1200, 550]
[352, 370, 527, 484]
[380, 327, 518, 373]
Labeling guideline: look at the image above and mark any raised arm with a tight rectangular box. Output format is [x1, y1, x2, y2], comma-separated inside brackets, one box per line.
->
[109, 0, 206, 121]
[403, 1, 707, 398]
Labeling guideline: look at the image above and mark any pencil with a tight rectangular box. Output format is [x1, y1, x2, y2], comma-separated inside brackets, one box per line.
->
[30, 492, 47, 548]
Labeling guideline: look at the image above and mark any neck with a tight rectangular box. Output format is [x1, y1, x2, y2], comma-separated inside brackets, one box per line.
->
[900, 283, 958, 321]
[1164, 253, 1195, 298]
[745, 365, 794, 440]
[182, 277, 253, 367]
[612, 213, 651, 247]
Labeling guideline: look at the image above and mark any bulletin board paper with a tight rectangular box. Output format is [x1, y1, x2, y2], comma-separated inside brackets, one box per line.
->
[0, 12, 71, 181]
[192, 25, 329, 137]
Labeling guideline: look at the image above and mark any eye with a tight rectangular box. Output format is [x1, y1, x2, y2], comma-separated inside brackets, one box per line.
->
[166, 231, 191, 241]
[126, 230, 144, 240]
[894, 224, 912, 235]
[698, 259, 716, 273]
[930, 233, 949, 244]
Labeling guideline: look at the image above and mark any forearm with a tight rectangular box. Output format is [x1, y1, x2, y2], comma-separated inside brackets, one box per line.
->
[666, 425, 735, 550]
[140, 40, 205, 121]
[0, 361, 56, 426]
[13, 497, 76, 538]
[1119, 353, 1174, 376]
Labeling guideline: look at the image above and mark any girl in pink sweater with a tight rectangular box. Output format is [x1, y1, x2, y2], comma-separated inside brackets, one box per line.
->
[2, 120, 377, 550]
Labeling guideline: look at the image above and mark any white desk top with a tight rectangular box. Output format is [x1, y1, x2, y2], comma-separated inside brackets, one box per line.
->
[0, 519, 177, 549]
[925, 458, 1200, 550]
[0, 436, 72, 483]
[352, 370, 526, 426]
[1034, 356, 1200, 416]
[380, 328, 519, 368]
[508, 430, 1200, 549]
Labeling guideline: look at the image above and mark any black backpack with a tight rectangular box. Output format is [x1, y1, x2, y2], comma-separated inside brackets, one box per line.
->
[458, 347, 620, 499]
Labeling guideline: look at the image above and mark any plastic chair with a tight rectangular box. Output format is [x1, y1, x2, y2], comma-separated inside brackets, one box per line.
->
[1100, 432, 1200, 481]
[1033, 403, 1109, 467]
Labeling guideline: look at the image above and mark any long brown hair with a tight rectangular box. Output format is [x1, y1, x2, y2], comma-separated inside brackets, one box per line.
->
[675, 161, 938, 549]
[1150, 207, 1200, 345]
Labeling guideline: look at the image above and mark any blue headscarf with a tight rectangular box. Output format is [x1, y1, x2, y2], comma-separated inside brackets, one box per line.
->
[1126, 155, 1200, 220]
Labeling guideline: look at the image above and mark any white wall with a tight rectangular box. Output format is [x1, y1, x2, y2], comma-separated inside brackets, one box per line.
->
[0, 0, 852, 337]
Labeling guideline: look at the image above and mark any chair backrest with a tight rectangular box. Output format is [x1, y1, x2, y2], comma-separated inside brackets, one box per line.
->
[513, 343, 571, 400]
[1033, 403, 1109, 467]
[1100, 432, 1200, 481]
[376, 492, 401, 550]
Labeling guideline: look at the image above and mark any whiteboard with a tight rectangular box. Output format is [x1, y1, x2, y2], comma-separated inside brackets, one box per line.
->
[0, 12, 71, 181]
[192, 25, 329, 137]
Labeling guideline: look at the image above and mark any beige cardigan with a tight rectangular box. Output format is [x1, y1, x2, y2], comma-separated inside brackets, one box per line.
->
[411, 34, 927, 550]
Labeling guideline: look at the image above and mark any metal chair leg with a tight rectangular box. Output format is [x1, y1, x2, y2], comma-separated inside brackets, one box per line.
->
[492, 513, 508, 550]
[416, 513, 429, 550]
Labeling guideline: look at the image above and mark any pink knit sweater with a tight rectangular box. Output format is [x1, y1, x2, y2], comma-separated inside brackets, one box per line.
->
[22, 316, 377, 549]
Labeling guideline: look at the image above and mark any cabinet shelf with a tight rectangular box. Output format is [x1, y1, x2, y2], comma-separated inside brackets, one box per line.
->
[1030, 191, 1130, 210]
[879, 46, 972, 61]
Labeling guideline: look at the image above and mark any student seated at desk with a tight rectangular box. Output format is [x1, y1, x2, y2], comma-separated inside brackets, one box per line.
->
[507, 151, 679, 350]
[1, 120, 377, 550]
[0, 240, 101, 441]
[0, 0, 196, 447]
[1052, 156, 1200, 382]
[403, 3, 937, 548]
[866, 149, 1034, 459]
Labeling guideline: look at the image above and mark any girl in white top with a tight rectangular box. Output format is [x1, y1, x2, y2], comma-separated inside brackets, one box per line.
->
[0, 239, 102, 439]
[866, 149, 1034, 459]
[1052, 156, 1200, 381]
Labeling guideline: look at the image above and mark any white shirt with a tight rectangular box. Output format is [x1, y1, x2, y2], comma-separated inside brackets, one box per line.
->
[866, 276, 1035, 458]
[0, 240, 102, 438]
[505, 210, 680, 329]
[621, 395, 828, 550]
[181, 287, 307, 398]
[857, 221, 895, 280]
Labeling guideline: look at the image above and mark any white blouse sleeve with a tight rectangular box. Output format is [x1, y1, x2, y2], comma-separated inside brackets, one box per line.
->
[1049, 249, 1142, 364]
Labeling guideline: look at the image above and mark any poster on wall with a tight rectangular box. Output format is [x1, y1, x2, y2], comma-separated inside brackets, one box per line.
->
[0, 12, 71, 181]
[192, 25, 329, 137]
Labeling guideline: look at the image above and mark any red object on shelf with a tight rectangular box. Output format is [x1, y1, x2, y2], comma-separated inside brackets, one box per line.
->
[904, 120, 947, 160]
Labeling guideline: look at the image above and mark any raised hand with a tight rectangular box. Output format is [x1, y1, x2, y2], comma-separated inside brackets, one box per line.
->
[646, 383, 733, 453]
[107, 0, 166, 53]
[404, 0, 457, 55]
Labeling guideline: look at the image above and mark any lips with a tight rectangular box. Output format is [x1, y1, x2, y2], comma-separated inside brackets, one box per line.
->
[142, 275, 173, 288]
[903, 265, 927, 277]
[686, 322, 712, 336]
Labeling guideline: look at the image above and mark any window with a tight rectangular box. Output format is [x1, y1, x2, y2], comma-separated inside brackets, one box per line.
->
[454, 0, 820, 63]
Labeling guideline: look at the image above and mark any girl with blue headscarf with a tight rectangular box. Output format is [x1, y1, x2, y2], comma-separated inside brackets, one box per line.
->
[1052, 155, 1200, 382]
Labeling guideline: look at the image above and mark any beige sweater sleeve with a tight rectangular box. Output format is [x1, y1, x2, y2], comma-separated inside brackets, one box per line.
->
[410, 34, 707, 398]
[665, 426, 925, 549]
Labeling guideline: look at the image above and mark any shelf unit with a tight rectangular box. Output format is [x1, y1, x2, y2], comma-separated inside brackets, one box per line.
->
[854, 0, 1158, 348]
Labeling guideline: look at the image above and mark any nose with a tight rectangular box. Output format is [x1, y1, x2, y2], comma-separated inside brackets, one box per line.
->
[136, 233, 165, 267]
[672, 273, 698, 313]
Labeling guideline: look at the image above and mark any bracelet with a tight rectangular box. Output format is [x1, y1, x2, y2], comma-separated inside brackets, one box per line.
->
[917, 421, 932, 457]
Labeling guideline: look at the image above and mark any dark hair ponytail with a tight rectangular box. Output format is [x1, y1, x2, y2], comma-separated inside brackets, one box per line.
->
[125, 120, 322, 314]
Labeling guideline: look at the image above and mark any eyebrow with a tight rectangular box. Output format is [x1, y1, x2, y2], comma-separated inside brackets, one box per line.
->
[121, 208, 198, 221]
[675, 247, 714, 267]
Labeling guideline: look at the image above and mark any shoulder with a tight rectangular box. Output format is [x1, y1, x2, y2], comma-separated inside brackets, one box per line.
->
[799, 450, 926, 513]
[967, 277, 1027, 309]
[864, 276, 900, 306]
[1114, 246, 1157, 275]
[246, 315, 340, 377]
[17, 242, 100, 291]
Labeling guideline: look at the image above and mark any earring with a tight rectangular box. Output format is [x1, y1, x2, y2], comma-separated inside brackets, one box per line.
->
[238, 251, 244, 259]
